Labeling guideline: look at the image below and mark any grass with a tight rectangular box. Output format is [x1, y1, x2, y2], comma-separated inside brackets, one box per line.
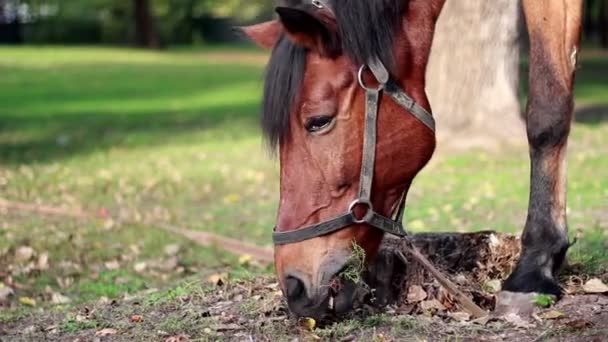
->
[0, 46, 606, 330]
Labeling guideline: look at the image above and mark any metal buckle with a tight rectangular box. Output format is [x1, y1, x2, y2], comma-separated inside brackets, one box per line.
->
[348, 199, 374, 224]
[358, 65, 384, 92]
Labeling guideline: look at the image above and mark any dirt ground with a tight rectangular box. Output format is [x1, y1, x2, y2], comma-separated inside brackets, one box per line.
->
[1, 274, 607, 342]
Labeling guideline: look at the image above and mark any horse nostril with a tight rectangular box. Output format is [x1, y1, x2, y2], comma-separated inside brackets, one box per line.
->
[285, 275, 305, 300]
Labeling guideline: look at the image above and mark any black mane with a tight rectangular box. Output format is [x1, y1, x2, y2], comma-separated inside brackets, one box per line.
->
[261, 0, 406, 148]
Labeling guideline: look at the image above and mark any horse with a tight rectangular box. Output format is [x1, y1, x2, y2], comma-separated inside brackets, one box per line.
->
[243, 0, 582, 319]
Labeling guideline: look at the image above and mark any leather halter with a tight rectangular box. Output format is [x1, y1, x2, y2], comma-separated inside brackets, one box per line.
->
[272, 58, 435, 245]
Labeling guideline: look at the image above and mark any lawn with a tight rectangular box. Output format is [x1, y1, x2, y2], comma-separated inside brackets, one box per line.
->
[0, 46, 607, 339]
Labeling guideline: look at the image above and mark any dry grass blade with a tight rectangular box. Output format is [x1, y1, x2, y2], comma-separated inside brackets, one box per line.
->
[398, 239, 488, 318]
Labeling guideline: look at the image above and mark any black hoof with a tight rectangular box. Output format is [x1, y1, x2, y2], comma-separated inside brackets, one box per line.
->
[503, 268, 563, 298]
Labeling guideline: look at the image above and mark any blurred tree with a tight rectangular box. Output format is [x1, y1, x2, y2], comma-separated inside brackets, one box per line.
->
[601, 0, 608, 48]
[426, 0, 525, 147]
[134, 0, 159, 48]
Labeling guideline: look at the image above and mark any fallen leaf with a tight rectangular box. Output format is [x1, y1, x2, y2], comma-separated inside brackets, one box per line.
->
[223, 194, 241, 204]
[484, 279, 502, 293]
[19, 296, 36, 307]
[130, 314, 144, 323]
[104, 260, 120, 270]
[299, 317, 316, 331]
[165, 334, 190, 342]
[564, 318, 593, 330]
[207, 273, 228, 286]
[448, 311, 471, 322]
[238, 254, 252, 266]
[95, 328, 118, 337]
[406, 285, 427, 303]
[540, 310, 565, 320]
[37, 252, 49, 270]
[15, 246, 34, 262]
[0, 284, 14, 302]
[134, 262, 147, 273]
[164, 244, 181, 256]
[420, 299, 445, 312]
[583, 278, 608, 294]
[51, 293, 71, 304]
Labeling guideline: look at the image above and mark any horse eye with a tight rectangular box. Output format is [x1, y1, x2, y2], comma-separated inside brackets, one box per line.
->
[304, 116, 334, 133]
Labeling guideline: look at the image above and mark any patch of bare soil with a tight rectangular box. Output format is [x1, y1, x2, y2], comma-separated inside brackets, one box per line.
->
[1, 232, 606, 341]
[1, 276, 607, 342]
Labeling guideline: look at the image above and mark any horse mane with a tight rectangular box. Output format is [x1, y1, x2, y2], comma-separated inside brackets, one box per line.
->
[261, 0, 407, 148]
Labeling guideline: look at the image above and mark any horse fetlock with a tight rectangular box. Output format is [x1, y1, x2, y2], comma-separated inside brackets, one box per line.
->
[503, 243, 567, 298]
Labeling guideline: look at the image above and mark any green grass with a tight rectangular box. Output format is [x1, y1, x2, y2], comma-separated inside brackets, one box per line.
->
[0, 46, 606, 316]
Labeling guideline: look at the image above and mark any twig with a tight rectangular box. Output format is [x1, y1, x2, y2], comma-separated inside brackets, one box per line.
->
[0, 198, 101, 219]
[158, 224, 274, 264]
[0, 197, 274, 264]
[398, 239, 488, 318]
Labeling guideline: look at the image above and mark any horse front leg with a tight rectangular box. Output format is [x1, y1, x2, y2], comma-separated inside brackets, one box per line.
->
[503, 0, 583, 297]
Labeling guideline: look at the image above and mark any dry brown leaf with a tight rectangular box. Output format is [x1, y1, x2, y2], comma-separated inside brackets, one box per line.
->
[583, 278, 608, 294]
[564, 318, 593, 330]
[134, 262, 147, 273]
[0, 284, 14, 301]
[51, 293, 71, 304]
[37, 252, 49, 270]
[484, 279, 502, 293]
[130, 314, 144, 323]
[165, 334, 190, 342]
[207, 273, 228, 286]
[15, 246, 34, 262]
[420, 299, 446, 312]
[104, 260, 120, 270]
[540, 310, 565, 320]
[95, 328, 118, 337]
[406, 285, 427, 303]
[448, 311, 471, 322]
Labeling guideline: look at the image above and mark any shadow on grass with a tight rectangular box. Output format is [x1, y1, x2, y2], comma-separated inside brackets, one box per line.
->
[0, 102, 261, 164]
[0, 59, 266, 165]
[575, 104, 608, 124]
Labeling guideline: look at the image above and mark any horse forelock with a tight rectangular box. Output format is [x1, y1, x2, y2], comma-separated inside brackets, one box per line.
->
[261, 0, 407, 149]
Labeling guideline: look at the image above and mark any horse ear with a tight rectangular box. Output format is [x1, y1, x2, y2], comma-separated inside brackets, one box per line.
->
[275, 6, 340, 57]
[240, 20, 282, 49]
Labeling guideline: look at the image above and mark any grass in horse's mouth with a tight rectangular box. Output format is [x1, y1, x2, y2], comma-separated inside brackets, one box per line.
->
[340, 242, 367, 285]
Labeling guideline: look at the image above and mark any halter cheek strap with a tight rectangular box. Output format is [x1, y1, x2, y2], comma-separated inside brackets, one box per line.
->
[272, 58, 435, 245]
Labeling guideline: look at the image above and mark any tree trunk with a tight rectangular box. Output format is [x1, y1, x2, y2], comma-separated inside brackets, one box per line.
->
[426, 0, 526, 149]
[364, 232, 520, 309]
[600, 0, 608, 48]
[0, 0, 7, 23]
[134, 0, 160, 49]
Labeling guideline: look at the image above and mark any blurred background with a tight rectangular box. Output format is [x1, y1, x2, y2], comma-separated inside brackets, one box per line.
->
[0, 0, 606, 325]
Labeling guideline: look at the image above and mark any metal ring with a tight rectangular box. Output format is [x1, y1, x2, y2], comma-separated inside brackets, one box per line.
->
[348, 199, 374, 224]
[358, 65, 384, 92]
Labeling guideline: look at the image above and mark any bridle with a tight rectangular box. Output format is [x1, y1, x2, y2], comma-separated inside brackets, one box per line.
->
[272, 58, 435, 245]
[272, 3, 436, 245]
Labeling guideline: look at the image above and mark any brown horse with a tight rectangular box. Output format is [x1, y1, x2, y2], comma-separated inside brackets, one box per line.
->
[243, 0, 582, 319]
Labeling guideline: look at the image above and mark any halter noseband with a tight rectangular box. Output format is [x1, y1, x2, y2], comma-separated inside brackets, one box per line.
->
[272, 58, 435, 245]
